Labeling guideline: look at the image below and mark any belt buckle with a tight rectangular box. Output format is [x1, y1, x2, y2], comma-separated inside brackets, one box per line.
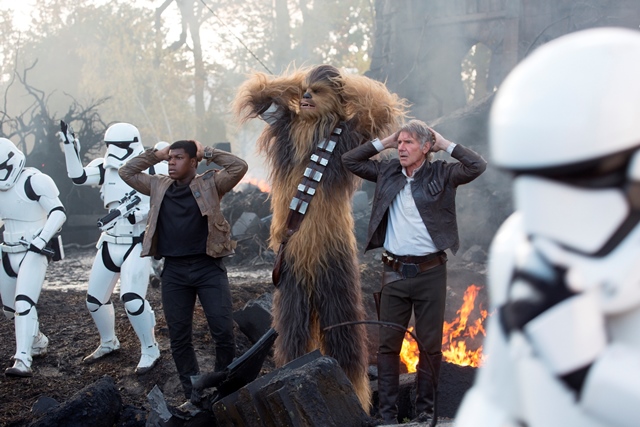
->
[401, 263, 419, 278]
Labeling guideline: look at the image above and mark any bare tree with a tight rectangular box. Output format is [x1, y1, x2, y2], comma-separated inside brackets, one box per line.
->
[1, 60, 110, 216]
[155, 0, 213, 140]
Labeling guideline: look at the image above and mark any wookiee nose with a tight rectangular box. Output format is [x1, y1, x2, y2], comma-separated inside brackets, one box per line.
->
[303, 92, 312, 99]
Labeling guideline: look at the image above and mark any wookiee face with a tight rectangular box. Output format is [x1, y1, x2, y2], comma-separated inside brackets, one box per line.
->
[299, 65, 345, 119]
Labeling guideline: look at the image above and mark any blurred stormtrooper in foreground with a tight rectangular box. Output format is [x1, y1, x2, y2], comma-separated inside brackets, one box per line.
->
[0, 138, 66, 377]
[455, 28, 640, 427]
[59, 122, 160, 374]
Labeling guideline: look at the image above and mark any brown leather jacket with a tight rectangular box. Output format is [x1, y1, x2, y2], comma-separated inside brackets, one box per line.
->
[118, 148, 248, 259]
[342, 141, 487, 255]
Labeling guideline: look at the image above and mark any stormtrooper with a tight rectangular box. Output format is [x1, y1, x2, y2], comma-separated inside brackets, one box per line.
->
[455, 28, 640, 427]
[0, 138, 66, 377]
[59, 122, 160, 374]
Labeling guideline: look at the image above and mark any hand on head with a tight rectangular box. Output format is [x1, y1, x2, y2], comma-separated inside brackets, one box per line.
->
[380, 131, 400, 149]
[428, 127, 452, 152]
[155, 144, 171, 161]
[193, 140, 205, 162]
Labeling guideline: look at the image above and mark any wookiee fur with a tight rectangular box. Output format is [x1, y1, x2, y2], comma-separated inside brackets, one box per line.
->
[233, 65, 406, 410]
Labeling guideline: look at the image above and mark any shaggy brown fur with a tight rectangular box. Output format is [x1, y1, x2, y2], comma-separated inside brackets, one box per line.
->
[233, 65, 406, 410]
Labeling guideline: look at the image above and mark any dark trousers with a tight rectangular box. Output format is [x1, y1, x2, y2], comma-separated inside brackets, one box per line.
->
[378, 262, 447, 355]
[161, 254, 235, 398]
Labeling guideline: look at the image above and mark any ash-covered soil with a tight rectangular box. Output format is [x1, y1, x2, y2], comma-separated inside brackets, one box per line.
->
[0, 245, 486, 426]
[0, 247, 277, 426]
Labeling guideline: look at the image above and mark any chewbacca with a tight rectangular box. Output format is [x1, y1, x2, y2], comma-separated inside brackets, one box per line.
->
[233, 65, 405, 409]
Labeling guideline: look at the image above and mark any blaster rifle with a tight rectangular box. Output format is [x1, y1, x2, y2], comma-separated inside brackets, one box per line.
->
[97, 190, 141, 230]
[19, 239, 55, 258]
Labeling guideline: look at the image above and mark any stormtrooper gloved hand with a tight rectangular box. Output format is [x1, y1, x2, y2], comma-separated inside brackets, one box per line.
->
[57, 120, 81, 152]
[28, 236, 48, 255]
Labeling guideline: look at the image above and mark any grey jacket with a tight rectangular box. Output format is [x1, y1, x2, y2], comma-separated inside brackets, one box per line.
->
[119, 148, 248, 259]
[342, 141, 487, 255]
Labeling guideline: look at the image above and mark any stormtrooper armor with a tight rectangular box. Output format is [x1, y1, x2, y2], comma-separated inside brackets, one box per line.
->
[0, 138, 66, 377]
[59, 122, 160, 374]
[455, 28, 640, 427]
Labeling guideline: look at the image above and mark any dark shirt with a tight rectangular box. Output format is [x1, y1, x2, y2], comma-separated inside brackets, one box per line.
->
[156, 181, 208, 257]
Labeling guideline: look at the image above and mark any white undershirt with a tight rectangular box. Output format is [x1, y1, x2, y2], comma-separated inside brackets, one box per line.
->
[371, 138, 456, 256]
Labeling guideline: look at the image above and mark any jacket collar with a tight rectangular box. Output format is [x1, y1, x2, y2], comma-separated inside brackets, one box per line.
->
[401, 158, 430, 179]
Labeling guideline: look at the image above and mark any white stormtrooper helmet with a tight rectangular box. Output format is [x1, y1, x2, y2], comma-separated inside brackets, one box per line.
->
[103, 122, 144, 169]
[0, 137, 26, 191]
[153, 141, 170, 151]
[491, 28, 640, 313]
[491, 27, 640, 257]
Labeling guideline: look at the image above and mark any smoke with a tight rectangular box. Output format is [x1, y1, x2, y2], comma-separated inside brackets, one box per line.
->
[367, 0, 640, 258]
[231, 119, 270, 183]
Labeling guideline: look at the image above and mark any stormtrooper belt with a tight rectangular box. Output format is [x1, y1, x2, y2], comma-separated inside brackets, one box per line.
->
[97, 232, 144, 247]
[0, 243, 27, 254]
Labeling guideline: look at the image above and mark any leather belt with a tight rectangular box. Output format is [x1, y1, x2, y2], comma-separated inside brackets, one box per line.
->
[382, 251, 447, 279]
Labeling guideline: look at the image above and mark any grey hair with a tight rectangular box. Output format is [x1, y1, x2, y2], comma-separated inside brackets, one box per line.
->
[398, 119, 435, 159]
[399, 120, 434, 147]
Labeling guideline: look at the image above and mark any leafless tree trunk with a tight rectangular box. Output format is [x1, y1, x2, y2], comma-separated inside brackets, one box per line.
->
[155, 0, 210, 140]
[273, 0, 292, 73]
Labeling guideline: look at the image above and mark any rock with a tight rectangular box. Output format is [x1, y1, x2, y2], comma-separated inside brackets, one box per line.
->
[29, 376, 122, 427]
[118, 404, 147, 427]
[233, 293, 273, 344]
[145, 386, 217, 427]
[213, 350, 370, 427]
[436, 362, 476, 419]
[31, 397, 59, 417]
[460, 244, 487, 263]
[146, 385, 173, 426]
[231, 212, 261, 238]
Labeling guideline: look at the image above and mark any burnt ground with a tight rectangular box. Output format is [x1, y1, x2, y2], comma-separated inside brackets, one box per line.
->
[0, 245, 487, 426]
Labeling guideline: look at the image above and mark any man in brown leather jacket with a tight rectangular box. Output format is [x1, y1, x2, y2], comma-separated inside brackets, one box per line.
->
[119, 140, 247, 399]
[342, 119, 486, 424]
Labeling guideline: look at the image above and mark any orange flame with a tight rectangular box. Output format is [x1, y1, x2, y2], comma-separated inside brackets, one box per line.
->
[400, 326, 420, 373]
[400, 284, 488, 372]
[241, 176, 271, 192]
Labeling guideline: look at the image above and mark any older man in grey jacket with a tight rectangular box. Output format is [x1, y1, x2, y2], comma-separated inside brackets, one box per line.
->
[343, 119, 486, 424]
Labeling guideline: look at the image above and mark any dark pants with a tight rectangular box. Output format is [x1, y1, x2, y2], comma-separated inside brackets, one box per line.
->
[378, 262, 447, 355]
[161, 254, 235, 398]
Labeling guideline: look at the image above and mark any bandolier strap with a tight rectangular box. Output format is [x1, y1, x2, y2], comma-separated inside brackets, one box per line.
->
[272, 123, 345, 286]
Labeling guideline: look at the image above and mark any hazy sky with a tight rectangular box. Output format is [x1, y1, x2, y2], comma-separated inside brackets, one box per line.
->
[0, 1, 152, 31]
[0, 0, 36, 30]
[0, 1, 228, 65]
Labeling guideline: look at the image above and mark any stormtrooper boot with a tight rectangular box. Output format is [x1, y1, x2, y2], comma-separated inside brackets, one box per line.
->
[5, 308, 38, 377]
[5, 357, 32, 377]
[31, 331, 49, 357]
[83, 302, 120, 364]
[84, 337, 121, 364]
[127, 299, 160, 374]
